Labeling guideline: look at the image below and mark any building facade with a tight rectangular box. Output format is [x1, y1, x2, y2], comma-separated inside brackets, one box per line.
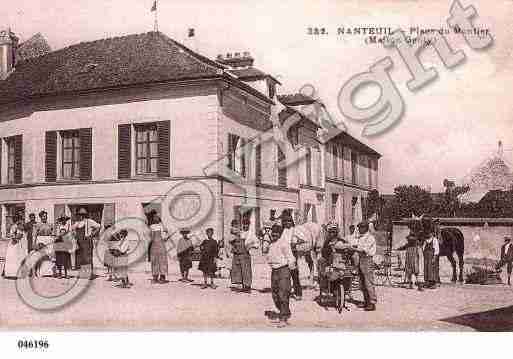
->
[0, 29, 380, 242]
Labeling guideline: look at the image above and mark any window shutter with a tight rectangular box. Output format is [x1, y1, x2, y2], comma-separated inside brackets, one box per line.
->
[306, 148, 312, 186]
[79, 128, 92, 181]
[14, 135, 22, 184]
[255, 144, 262, 184]
[0, 139, 2, 184]
[227, 134, 235, 170]
[254, 206, 261, 236]
[102, 203, 116, 229]
[0, 205, 2, 237]
[332, 143, 338, 178]
[45, 131, 57, 182]
[277, 146, 287, 187]
[118, 124, 131, 179]
[157, 121, 170, 177]
[240, 138, 246, 177]
[312, 205, 317, 223]
[233, 206, 241, 226]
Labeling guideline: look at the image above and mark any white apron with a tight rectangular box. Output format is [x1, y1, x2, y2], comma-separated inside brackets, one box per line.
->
[3, 235, 28, 278]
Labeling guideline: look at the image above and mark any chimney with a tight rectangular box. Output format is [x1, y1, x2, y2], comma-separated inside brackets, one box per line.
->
[498, 140, 504, 158]
[216, 51, 254, 68]
[0, 28, 19, 79]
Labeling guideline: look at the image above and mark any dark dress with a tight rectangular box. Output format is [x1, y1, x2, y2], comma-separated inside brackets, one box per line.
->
[423, 240, 436, 283]
[397, 236, 420, 278]
[55, 234, 72, 270]
[76, 226, 93, 266]
[230, 236, 252, 287]
[198, 239, 219, 275]
[177, 240, 193, 273]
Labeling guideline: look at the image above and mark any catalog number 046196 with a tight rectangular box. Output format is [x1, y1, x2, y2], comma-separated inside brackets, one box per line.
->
[17, 339, 49, 350]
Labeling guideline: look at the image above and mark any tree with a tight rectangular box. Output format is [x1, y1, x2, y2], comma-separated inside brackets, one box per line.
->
[366, 189, 381, 219]
[391, 185, 433, 220]
[441, 179, 470, 217]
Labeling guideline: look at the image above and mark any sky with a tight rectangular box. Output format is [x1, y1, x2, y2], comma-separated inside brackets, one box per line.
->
[2, 0, 512, 194]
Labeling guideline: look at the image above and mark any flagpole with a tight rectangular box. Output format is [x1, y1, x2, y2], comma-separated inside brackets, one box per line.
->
[153, 0, 159, 32]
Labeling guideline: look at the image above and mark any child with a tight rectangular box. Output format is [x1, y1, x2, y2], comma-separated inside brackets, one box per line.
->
[177, 228, 194, 282]
[396, 233, 423, 291]
[198, 228, 219, 289]
[111, 229, 131, 288]
[54, 216, 72, 279]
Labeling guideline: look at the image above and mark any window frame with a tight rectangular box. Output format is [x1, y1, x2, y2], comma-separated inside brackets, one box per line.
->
[134, 123, 159, 176]
[351, 151, 358, 184]
[5, 137, 16, 184]
[60, 130, 81, 180]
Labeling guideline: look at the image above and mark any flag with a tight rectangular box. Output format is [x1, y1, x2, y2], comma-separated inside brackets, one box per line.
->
[188, 28, 195, 38]
[151, 1, 157, 12]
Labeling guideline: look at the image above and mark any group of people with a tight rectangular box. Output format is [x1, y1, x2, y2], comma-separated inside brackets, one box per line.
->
[2, 205, 381, 327]
[396, 221, 440, 290]
[2, 208, 101, 280]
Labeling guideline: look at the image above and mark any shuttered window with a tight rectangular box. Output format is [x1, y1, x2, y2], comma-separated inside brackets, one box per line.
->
[351, 151, 358, 184]
[306, 147, 312, 185]
[332, 143, 338, 179]
[227, 133, 246, 177]
[45, 131, 57, 182]
[277, 146, 287, 187]
[5, 135, 22, 184]
[255, 144, 262, 184]
[6, 137, 15, 184]
[135, 124, 158, 175]
[61, 130, 80, 179]
[118, 124, 132, 179]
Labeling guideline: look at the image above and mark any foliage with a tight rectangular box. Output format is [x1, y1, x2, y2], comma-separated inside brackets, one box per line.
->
[389, 185, 433, 220]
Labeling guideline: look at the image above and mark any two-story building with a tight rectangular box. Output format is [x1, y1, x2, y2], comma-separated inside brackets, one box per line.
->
[0, 28, 380, 243]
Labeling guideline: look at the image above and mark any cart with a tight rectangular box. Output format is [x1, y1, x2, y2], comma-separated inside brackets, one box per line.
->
[319, 246, 357, 313]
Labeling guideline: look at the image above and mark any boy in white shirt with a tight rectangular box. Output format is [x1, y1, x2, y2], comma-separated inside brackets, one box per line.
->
[265, 224, 296, 327]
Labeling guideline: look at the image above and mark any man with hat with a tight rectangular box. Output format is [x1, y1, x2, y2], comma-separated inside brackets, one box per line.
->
[353, 221, 377, 311]
[280, 210, 302, 300]
[71, 207, 100, 278]
[265, 223, 295, 327]
[229, 218, 253, 293]
[496, 236, 513, 285]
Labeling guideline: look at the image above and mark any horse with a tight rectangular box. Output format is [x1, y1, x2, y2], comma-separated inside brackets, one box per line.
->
[291, 222, 325, 285]
[409, 216, 465, 283]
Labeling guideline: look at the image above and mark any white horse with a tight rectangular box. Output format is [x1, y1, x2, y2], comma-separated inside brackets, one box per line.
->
[291, 222, 325, 285]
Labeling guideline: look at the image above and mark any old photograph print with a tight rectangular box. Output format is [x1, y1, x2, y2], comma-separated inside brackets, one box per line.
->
[0, 0, 512, 331]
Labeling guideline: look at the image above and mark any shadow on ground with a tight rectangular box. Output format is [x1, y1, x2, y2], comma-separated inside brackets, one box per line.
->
[440, 305, 513, 331]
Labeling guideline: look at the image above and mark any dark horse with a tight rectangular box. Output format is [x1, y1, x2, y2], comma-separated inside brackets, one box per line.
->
[410, 216, 465, 283]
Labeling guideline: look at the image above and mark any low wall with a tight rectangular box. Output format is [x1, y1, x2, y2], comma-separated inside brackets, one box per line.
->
[392, 218, 513, 281]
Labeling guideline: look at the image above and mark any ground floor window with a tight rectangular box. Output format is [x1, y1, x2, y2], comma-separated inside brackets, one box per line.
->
[3, 203, 25, 236]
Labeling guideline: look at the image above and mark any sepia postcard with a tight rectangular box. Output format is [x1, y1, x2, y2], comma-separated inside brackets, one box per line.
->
[0, 0, 512, 341]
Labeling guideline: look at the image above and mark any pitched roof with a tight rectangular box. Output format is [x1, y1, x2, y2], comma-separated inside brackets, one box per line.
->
[0, 31, 224, 105]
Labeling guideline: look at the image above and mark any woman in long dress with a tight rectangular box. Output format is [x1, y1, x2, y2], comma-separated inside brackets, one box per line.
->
[146, 210, 169, 284]
[396, 233, 423, 291]
[2, 216, 28, 279]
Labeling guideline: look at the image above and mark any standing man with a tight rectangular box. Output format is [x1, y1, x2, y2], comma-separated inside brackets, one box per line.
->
[24, 213, 37, 254]
[230, 219, 253, 293]
[265, 223, 296, 327]
[71, 208, 100, 279]
[496, 236, 513, 285]
[354, 221, 377, 311]
[280, 210, 302, 300]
